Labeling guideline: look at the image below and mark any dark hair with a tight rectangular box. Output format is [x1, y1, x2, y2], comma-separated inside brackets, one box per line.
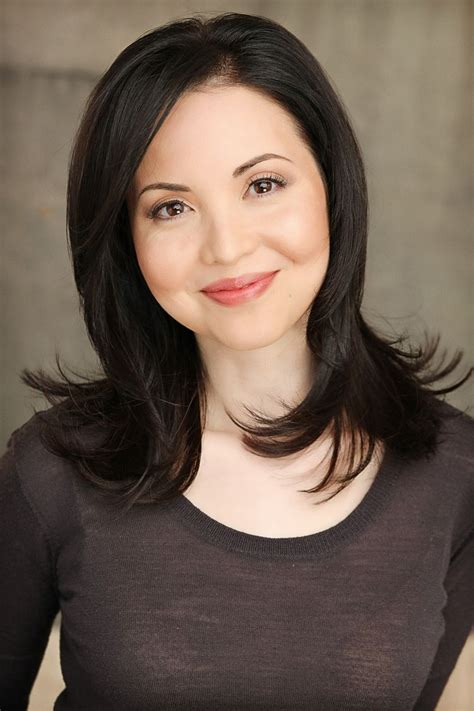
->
[20, 11, 471, 514]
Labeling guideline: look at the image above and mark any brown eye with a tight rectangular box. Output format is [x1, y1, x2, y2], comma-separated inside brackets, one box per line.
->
[149, 200, 189, 221]
[247, 174, 287, 198]
[148, 173, 287, 223]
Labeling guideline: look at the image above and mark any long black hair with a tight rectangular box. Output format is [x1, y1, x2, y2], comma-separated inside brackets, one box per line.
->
[20, 11, 471, 513]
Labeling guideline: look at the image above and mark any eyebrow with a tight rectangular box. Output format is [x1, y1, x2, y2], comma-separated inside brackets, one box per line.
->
[137, 153, 292, 199]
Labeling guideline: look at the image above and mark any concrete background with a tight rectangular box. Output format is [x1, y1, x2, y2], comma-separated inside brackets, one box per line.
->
[1, 1, 473, 709]
[2, 0, 473, 444]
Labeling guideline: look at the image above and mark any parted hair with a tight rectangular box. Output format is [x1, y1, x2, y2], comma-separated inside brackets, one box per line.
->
[20, 11, 471, 513]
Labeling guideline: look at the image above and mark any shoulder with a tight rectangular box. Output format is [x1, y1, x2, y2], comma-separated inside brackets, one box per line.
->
[1, 405, 83, 552]
[4, 405, 59, 459]
[3, 405, 74, 485]
[434, 398, 474, 475]
[429, 398, 474, 546]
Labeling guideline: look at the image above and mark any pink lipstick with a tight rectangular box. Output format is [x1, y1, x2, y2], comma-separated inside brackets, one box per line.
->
[201, 270, 279, 306]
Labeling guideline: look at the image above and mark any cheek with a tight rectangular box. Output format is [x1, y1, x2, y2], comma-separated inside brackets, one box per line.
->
[134, 241, 199, 329]
[275, 201, 329, 263]
[134, 239, 193, 293]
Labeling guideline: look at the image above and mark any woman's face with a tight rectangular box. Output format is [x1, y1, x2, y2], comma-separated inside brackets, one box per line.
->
[127, 85, 330, 352]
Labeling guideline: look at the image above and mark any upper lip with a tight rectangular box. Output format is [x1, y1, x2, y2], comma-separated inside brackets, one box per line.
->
[201, 270, 279, 293]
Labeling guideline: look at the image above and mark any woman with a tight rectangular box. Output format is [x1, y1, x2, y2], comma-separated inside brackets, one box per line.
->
[1, 11, 472, 711]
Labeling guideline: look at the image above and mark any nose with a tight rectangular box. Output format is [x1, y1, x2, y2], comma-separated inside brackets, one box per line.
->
[200, 213, 260, 265]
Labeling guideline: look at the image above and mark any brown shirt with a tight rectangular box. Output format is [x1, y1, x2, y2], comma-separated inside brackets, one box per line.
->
[0, 399, 473, 710]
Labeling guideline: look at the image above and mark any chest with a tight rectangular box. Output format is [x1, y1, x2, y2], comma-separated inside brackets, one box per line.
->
[182, 435, 384, 537]
[60, 520, 447, 711]
[58, 442, 450, 710]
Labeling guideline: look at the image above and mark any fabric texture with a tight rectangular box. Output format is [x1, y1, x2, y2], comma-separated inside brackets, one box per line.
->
[0, 398, 473, 710]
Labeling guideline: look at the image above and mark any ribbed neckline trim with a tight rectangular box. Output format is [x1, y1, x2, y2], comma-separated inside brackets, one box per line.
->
[167, 445, 402, 557]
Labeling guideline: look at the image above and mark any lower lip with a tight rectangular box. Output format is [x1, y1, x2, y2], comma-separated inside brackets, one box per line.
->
[201, 271, 279, 306]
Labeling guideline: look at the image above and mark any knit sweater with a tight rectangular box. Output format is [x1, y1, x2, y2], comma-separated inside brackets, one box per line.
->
[0, 399, 473, 710]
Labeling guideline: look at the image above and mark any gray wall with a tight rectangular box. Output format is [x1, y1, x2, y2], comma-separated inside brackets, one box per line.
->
[2, 0, 472, 446]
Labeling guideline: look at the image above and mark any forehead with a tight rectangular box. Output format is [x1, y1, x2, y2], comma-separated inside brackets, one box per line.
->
[134, 85, 305, 179]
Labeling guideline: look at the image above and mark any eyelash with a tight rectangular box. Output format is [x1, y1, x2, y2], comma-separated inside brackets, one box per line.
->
[147, 173, 288, 222]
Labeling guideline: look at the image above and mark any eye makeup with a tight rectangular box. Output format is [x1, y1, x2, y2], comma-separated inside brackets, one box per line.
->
[146, 172, 288, 222]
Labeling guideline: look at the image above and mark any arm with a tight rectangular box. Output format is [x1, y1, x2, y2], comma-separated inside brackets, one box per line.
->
[413, 526, 474, 710]
[0, 433, 60, 711]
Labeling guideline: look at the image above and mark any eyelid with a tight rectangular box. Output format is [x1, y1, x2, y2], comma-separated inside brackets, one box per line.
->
[147, 171, 288, 222]
[242, 171, 287, 192]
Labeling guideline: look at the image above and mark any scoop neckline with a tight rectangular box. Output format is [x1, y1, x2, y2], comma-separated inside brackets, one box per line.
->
[167, 445, 401, 557]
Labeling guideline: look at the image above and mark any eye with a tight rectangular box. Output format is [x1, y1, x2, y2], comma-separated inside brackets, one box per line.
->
[148, 199, 189, 222]
[147, 173, 288, 223]
[245, 173, 288, 198]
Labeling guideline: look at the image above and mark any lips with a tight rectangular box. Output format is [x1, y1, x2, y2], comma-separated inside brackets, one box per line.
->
[201, 271, 279, 293]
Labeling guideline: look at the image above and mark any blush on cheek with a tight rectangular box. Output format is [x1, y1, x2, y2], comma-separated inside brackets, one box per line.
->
[314, 232, 330, 259]
[136, 248, 192, 293]
[274, 205, 329, 260]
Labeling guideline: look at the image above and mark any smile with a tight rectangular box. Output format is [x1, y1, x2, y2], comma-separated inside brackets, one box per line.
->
[201, 271, 279, 306]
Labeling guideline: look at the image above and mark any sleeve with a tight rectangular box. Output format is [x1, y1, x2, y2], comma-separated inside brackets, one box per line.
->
[0, 430, 60, 711]
[413, 524, 474, 710]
